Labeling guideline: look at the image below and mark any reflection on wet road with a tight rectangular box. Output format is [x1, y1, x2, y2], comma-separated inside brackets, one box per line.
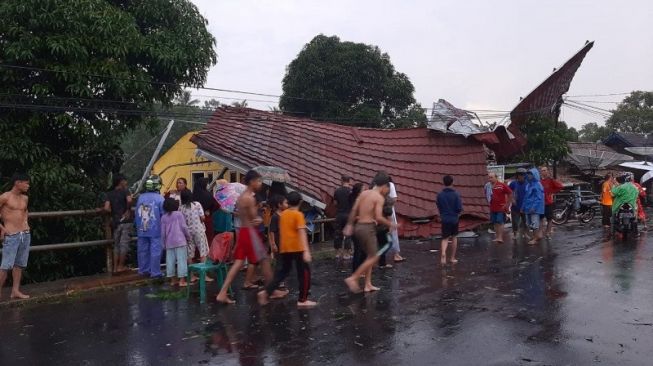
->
[1, 225, 652, 365]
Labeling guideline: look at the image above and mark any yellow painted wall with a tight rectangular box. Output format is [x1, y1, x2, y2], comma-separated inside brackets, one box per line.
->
[152, 131, 241, 194]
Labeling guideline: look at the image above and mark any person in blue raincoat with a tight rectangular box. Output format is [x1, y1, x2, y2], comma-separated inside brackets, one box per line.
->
[135, 175, 165, 278]
[521, 168, 545, 245]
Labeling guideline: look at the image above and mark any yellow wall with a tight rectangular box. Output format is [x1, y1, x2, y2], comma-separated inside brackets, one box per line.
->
[152, 132, 242, 193]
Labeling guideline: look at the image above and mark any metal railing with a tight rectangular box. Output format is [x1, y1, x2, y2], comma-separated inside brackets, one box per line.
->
[26, 209, 116, 273]
[20, 210, 336, 275]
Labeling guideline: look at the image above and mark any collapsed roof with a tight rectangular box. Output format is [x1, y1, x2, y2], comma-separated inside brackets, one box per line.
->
[427, 41, 595, 160]
[191, 107, 490, 237]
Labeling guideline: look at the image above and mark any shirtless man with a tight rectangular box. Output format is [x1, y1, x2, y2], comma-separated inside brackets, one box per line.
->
[216, 170, 287, 304]
[0, 173, 31, 300]
[343, 173, 397, 293]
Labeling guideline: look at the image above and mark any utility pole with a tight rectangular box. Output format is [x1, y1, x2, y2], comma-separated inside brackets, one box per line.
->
[552, 96, 564, 179]
[136, 119, 175, 193]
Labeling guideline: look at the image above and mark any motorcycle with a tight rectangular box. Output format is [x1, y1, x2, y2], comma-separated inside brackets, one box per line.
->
[612, 203, 638, 239]
[552, 194, 597, 225]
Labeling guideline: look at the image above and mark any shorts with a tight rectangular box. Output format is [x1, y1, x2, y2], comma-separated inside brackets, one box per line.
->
[490, 212, 506, 225]
[354, 223, 378, 257]
[233, 227, 268, 264]
[1, 231, 30, 270]
[441, 222, 459, 238]
[544, 204, 554, 220]
[187, 229, 210, 259]
[525, 213, 540, 230]
[113, 223, 132, 256]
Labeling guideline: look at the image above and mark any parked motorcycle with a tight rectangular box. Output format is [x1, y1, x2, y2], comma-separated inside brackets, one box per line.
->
[552, 194, 597, 225]
[612, 203, 638, 239]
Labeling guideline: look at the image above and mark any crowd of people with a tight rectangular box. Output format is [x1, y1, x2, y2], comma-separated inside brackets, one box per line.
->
[0, 164, 646, 302]
[601, 172, 647, 230]
[486, 166, 564, 245]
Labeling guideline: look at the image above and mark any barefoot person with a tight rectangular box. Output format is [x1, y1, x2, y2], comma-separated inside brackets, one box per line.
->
[488, 172, 512, 243]
[343, 173, 396, 293]
[216, 170, 284, 304]
[436, 175, 463, 265]
[258, 192, 316, 308]
[0, 173, 32, 300]
[333, 175, 353, 260]
[103, 174, 133, 273]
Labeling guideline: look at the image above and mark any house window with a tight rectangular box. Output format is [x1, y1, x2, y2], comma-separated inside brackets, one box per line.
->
[192, 172, 205, 189]
[229, 171, 238, 183]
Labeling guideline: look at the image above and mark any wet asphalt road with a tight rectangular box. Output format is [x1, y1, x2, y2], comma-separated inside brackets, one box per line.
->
[1, 223, 652, 366]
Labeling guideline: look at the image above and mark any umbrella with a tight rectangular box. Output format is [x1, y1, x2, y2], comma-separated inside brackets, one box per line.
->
[214, 182, 246, 213]
[252, 166, 292, 183]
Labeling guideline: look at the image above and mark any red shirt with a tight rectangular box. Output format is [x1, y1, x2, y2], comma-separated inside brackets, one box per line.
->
[490, 182, 512, 213]
[541, 178, 564, 205]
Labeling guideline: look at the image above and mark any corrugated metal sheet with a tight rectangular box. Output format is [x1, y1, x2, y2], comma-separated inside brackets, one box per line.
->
[484, 41, 595, 159]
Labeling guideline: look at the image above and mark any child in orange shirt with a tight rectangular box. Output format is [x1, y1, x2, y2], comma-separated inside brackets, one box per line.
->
[258, 192, 317, 308]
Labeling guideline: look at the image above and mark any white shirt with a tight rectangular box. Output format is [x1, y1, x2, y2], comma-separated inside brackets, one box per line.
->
[388, 182, 397, 199]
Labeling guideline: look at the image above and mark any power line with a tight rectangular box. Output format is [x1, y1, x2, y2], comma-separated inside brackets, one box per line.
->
[0, 63, 518, 114]
[566, 92, 634, 97]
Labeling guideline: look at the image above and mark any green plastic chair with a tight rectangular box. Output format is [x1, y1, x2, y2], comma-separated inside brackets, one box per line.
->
[186, 259, 231, 304]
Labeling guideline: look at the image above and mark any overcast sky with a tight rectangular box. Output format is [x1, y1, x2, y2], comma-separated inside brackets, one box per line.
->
[190, 0, 653, 129]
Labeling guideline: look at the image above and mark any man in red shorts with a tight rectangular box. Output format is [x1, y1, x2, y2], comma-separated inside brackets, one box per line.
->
[216, 170, 287, 304]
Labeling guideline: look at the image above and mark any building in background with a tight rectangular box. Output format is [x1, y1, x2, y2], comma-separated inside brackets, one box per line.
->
[152, 131, 241, 194]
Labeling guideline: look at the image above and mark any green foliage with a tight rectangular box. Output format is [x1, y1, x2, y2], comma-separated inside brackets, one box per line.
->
[516, 118, 578, 166]
[280, 34, 424, 128]
[605, 91, 653, 133]
[578, 122, 611, 142]
[0, 0, 216, 282]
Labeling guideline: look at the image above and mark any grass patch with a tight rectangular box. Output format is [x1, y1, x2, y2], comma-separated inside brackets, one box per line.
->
[145, 290, 186, 300]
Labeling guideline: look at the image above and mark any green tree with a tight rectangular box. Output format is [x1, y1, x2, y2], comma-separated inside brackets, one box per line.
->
[516, 118, 578, 166]
[578, 122, 611, 142]
[391, 103, 428, 128]
[280, 34, 423, 127]
[176, 90, 200, 107]
[0, 0, 216, 281]
[605, 91, 653, 133]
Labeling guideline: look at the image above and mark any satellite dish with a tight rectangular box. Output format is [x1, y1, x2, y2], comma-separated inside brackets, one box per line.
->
[641, 170, 653, 185]
[567, 148, 633, 172]
[625, 147, 653, 156]
[619, 161, 653, 171]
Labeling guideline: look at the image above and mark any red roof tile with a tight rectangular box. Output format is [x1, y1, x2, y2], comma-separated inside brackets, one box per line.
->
[191, 107, 490, 236]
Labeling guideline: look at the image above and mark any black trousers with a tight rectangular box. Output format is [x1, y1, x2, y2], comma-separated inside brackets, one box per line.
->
[352, 236, 365, 273]
[602, 204, 612, 226]
[265, 252, 311, 302]
[334, 213, 351, 250]
[377, 228, 391, 267]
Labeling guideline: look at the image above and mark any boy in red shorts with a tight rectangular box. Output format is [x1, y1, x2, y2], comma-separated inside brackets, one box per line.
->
[216, 170, 287, 304]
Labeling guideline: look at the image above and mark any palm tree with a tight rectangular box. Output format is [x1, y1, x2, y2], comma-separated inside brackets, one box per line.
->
[175, 90, 199, 107]
[231, 100, 248, 108]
